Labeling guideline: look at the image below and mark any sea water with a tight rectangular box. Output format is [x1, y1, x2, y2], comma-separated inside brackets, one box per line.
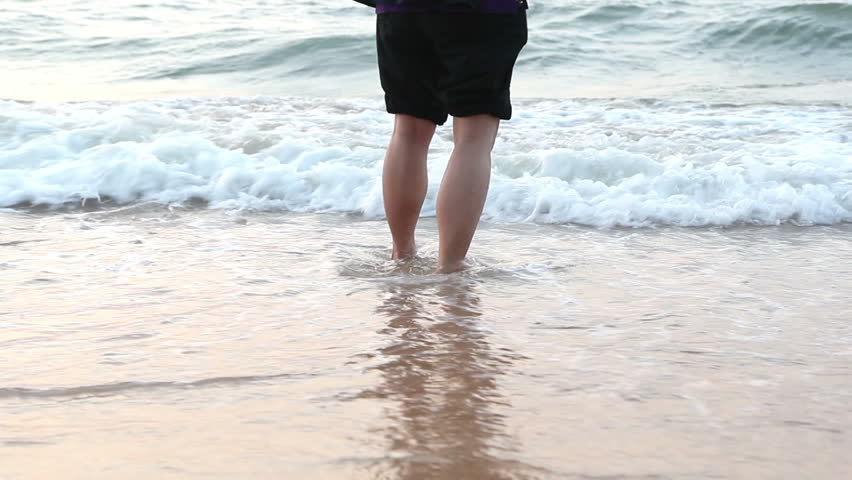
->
[1, 1, 851, 479]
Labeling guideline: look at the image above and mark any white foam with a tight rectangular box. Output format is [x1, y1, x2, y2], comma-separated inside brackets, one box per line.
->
[1, 97, 850, 227]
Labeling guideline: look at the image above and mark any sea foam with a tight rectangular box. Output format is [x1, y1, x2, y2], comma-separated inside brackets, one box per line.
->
[1, 97, 850, 227]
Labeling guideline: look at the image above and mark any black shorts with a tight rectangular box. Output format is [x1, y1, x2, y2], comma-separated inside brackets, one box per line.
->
[376, 11, 528, 126]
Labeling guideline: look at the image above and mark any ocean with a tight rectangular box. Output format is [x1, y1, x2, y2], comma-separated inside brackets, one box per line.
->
[1, 1, 851, 479]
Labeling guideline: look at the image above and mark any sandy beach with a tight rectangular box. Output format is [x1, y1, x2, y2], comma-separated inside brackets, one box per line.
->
[2, 209, 850, 479]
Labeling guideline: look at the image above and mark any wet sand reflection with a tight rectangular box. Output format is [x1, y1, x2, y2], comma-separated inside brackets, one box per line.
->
[367, 278, 533, 480]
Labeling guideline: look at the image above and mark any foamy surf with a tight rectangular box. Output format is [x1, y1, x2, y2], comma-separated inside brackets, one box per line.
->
[2, 96, 850, 227]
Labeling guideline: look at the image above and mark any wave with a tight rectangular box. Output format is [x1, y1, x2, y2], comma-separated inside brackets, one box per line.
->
[137, 34, 375, 81]
[694, 2, 852, 53]
[571, 3, 646, 23]
[542, 0, 852, 55]
[2, 97, 850, 228]
[770, 1, 852, 18]
[3, 0, 850, 102]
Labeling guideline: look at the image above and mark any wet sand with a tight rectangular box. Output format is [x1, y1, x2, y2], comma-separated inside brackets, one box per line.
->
[1, 208, 850, 479]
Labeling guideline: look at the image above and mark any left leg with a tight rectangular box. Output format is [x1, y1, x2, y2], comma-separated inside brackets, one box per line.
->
[383, 114, 436, 259]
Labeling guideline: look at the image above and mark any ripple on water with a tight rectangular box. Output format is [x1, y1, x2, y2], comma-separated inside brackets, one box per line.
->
[0, 373, 313, 400]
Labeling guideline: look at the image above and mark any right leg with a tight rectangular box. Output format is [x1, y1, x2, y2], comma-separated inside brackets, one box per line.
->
[428, 12, 526, 273]
[436, 114, 500, 273]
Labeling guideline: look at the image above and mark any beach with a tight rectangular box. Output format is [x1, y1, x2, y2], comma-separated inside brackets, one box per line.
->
[2, 210, 851, 478]
[2, 0, 851, 478]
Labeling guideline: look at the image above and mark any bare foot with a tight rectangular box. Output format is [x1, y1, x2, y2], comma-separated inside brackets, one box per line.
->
[392, 242, 416, 260]
[435, 260, 465, 274]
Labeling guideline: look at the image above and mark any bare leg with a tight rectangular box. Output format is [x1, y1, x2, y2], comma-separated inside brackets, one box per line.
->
[436, 114, 499, 273]
[383, 114, 436, 259]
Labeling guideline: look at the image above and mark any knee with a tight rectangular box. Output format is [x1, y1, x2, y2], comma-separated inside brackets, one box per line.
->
[452, 114, 499, 149]
[392, 114, 436, 147]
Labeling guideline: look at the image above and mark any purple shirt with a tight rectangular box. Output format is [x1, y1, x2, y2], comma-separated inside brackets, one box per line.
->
[376, 0, 524, 14]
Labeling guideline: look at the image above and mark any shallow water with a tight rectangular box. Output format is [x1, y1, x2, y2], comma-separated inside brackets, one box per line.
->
[2, 209, 850, 479]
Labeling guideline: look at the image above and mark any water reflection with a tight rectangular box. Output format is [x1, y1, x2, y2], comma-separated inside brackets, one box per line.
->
[369, 278, 531, 480]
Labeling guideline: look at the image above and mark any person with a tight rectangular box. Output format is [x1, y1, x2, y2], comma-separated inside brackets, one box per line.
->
[356, 0, 528, 273]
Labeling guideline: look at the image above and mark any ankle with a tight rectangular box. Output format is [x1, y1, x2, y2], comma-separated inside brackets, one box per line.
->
[436, 259, 466, 274]
[392, 242, 417, 260]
